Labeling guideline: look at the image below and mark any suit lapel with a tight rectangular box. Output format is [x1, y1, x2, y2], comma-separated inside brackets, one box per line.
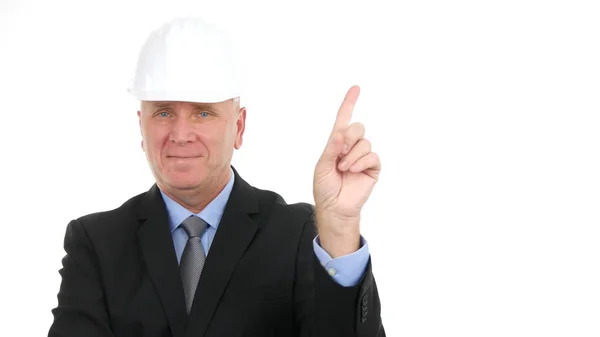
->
[184, 167, 260, 337]
[137, 185, 187, 337]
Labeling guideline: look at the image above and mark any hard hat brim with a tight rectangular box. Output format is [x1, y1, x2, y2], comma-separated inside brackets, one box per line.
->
[128, 87, 241, 104]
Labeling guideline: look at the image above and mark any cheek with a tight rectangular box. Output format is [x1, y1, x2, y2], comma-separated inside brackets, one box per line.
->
[203, 124, 233, 144]
[144, 129, 169, 155]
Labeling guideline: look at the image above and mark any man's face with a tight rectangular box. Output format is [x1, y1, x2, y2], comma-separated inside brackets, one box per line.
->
[138, 99, 246, 194]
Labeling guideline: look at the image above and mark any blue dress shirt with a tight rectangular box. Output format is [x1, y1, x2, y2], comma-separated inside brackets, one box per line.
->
[159, 167, 370, 287]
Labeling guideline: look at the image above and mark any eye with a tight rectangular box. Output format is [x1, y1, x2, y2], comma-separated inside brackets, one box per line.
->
[198, 111, 210, 118]
[157, 111, 170, 117]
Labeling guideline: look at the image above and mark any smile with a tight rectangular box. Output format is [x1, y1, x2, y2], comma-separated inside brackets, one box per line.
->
[167, 156, 201, 158]
[167, 156, 202, 161]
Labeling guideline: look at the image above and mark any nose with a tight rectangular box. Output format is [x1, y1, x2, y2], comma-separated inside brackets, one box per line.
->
[169, 116, 196, 145]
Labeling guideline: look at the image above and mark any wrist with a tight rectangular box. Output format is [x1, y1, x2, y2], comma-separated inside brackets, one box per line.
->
[315, 210, 361, 258]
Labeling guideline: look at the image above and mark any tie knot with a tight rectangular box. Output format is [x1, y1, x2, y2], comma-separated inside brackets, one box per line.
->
[181, 216, 208, 238]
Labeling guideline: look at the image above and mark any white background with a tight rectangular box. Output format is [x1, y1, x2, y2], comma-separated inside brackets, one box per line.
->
[1, 0, 599, 336]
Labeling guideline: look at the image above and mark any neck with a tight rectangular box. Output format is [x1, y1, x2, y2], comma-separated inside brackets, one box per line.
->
[159, 168, 231, 214]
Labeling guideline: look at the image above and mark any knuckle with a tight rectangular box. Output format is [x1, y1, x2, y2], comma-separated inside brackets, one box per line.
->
[356, 123, 366, 135]
[348, 122, 365, 136]
[361, 138, 372, 151]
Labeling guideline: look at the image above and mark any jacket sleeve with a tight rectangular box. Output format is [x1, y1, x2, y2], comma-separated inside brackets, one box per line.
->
[293, 204, 386, 337]
[48, 219, 115, 337]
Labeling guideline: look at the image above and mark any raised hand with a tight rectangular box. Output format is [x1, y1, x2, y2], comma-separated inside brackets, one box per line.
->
[313, 85, 381, 257]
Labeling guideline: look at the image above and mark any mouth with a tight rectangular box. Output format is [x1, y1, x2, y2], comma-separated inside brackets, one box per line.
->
[166, 156, 202, 162]
[167, 156, 202, 159]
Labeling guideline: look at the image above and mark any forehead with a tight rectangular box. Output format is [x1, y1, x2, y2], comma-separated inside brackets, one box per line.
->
[142, 101, 217, 109]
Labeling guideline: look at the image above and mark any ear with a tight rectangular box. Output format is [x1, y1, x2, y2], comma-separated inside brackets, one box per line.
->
[234, 107, 247, 149]
[137, 110, 144, 151]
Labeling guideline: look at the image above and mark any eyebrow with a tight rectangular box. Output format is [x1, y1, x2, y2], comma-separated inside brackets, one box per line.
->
[151, 101, 172, 108]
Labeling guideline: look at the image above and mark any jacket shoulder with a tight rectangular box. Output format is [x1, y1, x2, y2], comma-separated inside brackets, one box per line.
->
[250, 186, 315, 221]
[71, 190, 147, 235]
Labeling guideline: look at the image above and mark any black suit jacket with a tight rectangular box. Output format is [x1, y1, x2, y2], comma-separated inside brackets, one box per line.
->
[48, 167, 385, 337]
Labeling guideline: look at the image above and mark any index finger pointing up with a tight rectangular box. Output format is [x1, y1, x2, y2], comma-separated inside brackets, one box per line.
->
[332, 85, 361, 133]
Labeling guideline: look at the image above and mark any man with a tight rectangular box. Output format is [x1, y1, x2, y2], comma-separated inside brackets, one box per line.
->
[48, 17, 385, 337]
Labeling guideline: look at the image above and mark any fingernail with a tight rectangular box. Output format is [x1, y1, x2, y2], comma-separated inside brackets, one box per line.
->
[339, 161, 347, 170]
[343, 144, 348, 154]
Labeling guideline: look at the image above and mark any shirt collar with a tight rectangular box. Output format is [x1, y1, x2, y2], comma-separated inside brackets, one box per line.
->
[159, 167, 235, 232]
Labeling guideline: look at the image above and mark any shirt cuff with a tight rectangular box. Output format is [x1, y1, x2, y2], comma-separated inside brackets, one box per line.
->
[312, 235, 370, 287]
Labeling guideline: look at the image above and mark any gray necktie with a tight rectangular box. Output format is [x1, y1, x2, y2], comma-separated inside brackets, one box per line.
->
[179, 216, 208, 314]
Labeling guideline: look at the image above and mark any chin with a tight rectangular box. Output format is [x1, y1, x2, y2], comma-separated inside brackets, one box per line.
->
[163, 172, 208, 191]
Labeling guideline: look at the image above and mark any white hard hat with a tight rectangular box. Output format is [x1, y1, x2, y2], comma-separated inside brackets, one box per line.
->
[128, 17, 244, 103]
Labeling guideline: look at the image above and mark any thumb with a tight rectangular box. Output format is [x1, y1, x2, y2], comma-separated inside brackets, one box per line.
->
[317, 132, 345, 171]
